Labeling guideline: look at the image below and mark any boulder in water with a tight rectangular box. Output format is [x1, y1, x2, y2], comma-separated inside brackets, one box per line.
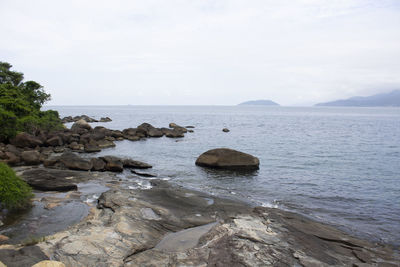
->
[195, 148, 259, 170]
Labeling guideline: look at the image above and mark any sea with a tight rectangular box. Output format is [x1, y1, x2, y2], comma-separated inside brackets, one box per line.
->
[46, 105, 400, 246]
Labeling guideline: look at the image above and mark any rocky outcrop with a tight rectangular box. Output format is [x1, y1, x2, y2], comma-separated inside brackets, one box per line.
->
[61, 115, 103, 123]
[196, 148, 260, 170]
[5, 180, 392, 267]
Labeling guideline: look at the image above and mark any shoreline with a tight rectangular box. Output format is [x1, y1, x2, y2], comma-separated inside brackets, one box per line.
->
[0, 166, 398, 266]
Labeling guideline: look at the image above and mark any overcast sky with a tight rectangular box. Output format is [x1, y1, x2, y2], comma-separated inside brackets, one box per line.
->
[1, 0, 399, 106]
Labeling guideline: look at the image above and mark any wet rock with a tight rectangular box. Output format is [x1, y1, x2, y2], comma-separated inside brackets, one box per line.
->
[169, 123, 188, 133]
[90, 158, 106, 171]
[59, 152, 92, 171]
[131, 170, 157, 177]
[123, 158, 152, 169]
[96, 139, 115, 149]
[110, 130, 123, 138]
[137, 123, 164, 137]
[196, 148, 260, 170]
[185, 126, 195, 128]
[161, 128, 184, 138]
[0, 246, 48, 267]
[222, 128, 230, 132]
[22, 169, 78, 191]
[99, 117, 112, 122]
[84, 144, 101, 153]
[10, 132, 43, 148]
[21, 150, 41, 165]
[101, 156, 123, 172]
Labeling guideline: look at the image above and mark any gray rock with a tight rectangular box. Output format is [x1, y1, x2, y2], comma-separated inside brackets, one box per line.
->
[222, 128, 230, 132]
[123, 159, 152, 169]
[59, 152, 93, 171]
[0, 246, 48, 267]
[22, 169, 78, 192]
[21, 150, 41, 165]
[46, 136, 63, 147]
[101, 156, 123, 172]
[196, 148, 259, 170]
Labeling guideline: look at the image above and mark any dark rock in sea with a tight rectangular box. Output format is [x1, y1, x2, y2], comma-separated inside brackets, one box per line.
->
[161, 128, 184, 138]
[22, 169, 78, 192]
[99, 117, 112, 122]
[10, 132, 43, 148]
[222, 128, 230, 132]
[84, 144, 101, 153]
[185, 126, 195, 128]
[0, 246, 49, 267]
[123, 158, 152, 169]
[21, 150, 41, 165]
[195, 148, 259, 170]
[96, 139, 115, 149]
[59, 152, 92, 171]
[101, 156, 124, 172]
[131, 170, 157, 177]
[169, 123, 188, 133]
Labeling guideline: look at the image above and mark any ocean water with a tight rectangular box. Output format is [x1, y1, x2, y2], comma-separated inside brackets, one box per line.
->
[47, 105, 400, 246]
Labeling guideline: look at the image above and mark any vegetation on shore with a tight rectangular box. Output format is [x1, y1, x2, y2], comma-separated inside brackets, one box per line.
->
[0, 162, 32, 209]
[0, 61, 63, 142]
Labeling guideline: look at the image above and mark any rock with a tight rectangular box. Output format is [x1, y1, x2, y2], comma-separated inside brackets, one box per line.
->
[46, 136, 63, 147]
[169, 123, 188, 133]
[32, 260, 66, 267]
[222, 128, 230, 132]
[123, 159, 152, 169]
[59, 152, 93, 171]
[137, 123, 164, 137]
[5, 144, 20, 156]
[0, 246, 49, 267]
[3, 152, 20, 166]
[0, 261, 5, 267]
[195, 148, 260, 170]
[22, 169, 78, 192]
[101, 156, 123, 172]
[69, 142, 84, 151]
[188, 129, 194, 133]
[185, 126, 195, 128]
[90, 158, 106, 171]
[96, 140, 115, 149]
[0, 234, 9, 243]
[99, 117, 112, 122]
[53, 147, 65, 153]
[0, 150, 6, 160]
[10, 132, 43, 148]
[71, 119, 92, 132]
[131, 170, 157, 177]
[84, 144, 101, 153]
[110, 130, 123, 138]
[161, 128, 184, 138]
[21, 150, 41, 165]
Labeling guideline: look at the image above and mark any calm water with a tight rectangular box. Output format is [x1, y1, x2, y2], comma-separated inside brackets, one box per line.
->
[47, 105, 400, 245]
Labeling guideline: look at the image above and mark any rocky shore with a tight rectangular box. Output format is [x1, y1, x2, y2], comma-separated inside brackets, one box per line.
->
[0, 116, 399, 266]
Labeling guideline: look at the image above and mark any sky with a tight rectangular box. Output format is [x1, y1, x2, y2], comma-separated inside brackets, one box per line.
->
[1, 0, 400, 106]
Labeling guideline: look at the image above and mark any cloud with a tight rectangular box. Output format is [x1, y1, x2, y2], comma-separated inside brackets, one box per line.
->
[1, 0, 399, 105]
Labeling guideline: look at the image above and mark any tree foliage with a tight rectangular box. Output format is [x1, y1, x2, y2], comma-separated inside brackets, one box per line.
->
[0, 62, 63, 142]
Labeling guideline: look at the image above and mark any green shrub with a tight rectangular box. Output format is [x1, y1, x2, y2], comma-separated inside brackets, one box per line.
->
[0, 162, 33, 209]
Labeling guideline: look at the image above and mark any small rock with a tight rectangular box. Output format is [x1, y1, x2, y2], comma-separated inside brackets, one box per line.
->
[32, 260, 66, 267]
[222, 128, 230, 132]
[195, 148, 259, 170]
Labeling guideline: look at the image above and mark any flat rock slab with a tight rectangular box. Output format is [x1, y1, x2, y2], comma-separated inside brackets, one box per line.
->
[0, 246, 48, 267]
[22, 169, 78, 191]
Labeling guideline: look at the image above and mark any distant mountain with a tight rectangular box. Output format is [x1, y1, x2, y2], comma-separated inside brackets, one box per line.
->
[315, 90, 400, 107]
[238, 100, 279, 106]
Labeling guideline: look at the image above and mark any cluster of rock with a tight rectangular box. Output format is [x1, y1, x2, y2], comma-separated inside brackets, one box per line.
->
[0, 120, 191, 167]
[61, 115, 112, 123]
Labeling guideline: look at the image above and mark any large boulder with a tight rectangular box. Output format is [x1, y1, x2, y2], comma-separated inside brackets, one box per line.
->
[195, 148, 259, 170]
[101, 156, 124, 172]
[59, 152, 92, 171]
[21, 150, 41, 165]
[10, 132, 43, 148]
[46, 136, 64, 147]
[71, 119, 92, 133]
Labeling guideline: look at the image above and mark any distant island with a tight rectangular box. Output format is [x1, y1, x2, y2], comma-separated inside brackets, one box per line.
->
[315, 90, 400, 107]
[238, 100, 280, 106]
